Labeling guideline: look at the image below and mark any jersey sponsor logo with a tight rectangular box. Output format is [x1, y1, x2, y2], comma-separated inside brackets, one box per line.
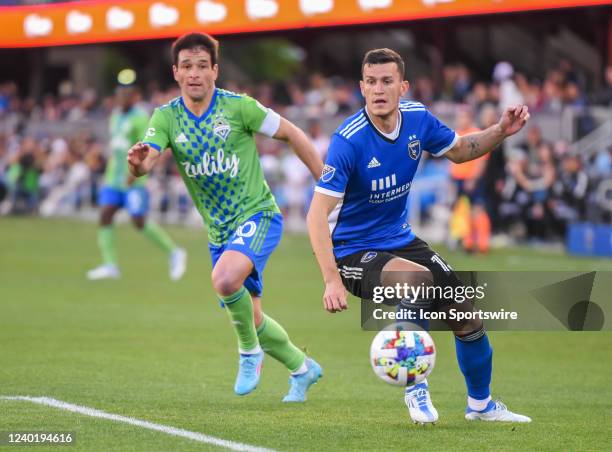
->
[175, 132, 189, 143]
[408, 136, 421, 160]
[231, 220, 257, 245]
[213, 115, 231, 141]
[371, 174, 396, 191]
[320, 164, 336, 182]
[360, 251, 377, 263]
[367, 157, 381, 168]
[369, 174, 411, 204]
[181, 148, 240, 178]
[145, 127, 156, 138]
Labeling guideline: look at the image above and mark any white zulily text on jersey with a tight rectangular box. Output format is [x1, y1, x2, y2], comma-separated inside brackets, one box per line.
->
[181, 148, 240, 178]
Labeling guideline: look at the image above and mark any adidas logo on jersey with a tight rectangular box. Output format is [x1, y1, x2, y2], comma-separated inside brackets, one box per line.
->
[367, 157, 381, 168]
[175, 132, 189, 143]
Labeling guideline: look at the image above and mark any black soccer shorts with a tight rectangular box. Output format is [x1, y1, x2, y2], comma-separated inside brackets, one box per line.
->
[336, 236, 463, 305]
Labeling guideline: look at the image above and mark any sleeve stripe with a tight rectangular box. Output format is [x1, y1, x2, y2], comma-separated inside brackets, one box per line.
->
[345, 121, 368, 139]
[431, 133, 459, 157]
[399, 102, 424, 108]
[315, 186, 345, 198]
[258, 109, 281, 137]
[143, 141, 162, 152]
[339, 113, 365, 135]
[340, 116, 367, 138]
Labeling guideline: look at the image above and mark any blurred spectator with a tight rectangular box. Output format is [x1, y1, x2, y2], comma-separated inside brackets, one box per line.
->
[590, 66, 612, 106]
[564, 81, 596, 137]
[549, 153, 589, 236]
[4, 137, 44, 214]
[509, 142, 556, 240]
[516, 125, 543, 160]
[448, 107, 491, 253]
[493, 61, 524, 111]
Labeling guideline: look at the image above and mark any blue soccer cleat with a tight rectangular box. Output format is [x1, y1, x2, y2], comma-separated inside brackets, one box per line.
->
[465, 399, 531, 423]
[282, 358, 323, 402]
[404, 379, 439, 424]
[234, 351, 264, 396]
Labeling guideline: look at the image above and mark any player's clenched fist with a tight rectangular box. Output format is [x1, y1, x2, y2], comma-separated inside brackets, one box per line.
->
[127, 142, 150, 166]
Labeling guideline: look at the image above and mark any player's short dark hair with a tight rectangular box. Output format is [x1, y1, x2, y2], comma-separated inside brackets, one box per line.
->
[171, 33, 219, 66]
[362, 48, 405, 80]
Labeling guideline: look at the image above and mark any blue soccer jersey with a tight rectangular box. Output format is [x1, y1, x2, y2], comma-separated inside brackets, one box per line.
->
[315, 101, 458, 258]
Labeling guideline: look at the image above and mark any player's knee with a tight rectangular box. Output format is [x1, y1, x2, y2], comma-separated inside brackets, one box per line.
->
[211, 269, 243, 297]
[132, 217, 145, 230]
[100, 208, 115, 225]
[382, 266, 434, 289]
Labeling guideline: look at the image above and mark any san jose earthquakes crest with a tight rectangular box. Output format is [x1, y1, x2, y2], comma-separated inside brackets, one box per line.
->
[408, 138, 421, 160]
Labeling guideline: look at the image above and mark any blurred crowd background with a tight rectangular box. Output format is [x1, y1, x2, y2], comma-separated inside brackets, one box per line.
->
[1, 5, 611, 253]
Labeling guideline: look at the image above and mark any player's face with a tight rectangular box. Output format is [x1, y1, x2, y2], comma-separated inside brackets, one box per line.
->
[173, 47, 218, 102]
[360, 63, 408, 118]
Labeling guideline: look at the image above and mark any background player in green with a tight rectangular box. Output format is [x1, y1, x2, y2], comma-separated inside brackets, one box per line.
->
[87, 79, 187, 281]
[127, 33, 324, 401]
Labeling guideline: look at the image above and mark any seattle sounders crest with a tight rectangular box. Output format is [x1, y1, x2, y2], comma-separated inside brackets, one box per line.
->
[213, 115, 231, 141]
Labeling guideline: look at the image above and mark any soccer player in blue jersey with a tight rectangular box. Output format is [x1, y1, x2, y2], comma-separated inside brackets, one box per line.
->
[307, 49, 532, 424]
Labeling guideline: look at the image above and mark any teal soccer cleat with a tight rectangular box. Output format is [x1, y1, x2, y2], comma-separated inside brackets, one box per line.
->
[282, 358, 323, 403]
[234, 351, 264, 396]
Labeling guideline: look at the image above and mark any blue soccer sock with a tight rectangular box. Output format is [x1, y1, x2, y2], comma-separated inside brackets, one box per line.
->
[455, 327, 492, 403]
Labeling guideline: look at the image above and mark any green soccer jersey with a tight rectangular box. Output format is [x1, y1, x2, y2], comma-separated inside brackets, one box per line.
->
[104, 106, 149, 189]
[143, 88, 281, 245]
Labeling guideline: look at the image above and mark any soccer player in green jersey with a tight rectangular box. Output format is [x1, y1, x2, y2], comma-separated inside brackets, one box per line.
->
[87, 82, 187, 281]
[127, 33, 324, 401]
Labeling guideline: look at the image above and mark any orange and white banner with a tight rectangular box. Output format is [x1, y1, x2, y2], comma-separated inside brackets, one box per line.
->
[1, 0, 610, 48]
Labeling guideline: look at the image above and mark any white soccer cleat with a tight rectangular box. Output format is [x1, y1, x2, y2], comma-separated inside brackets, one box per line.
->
[87, 264, 120, 280]
[169, 248, 187, 281]
[465, 400, 532, 423]
[405, 379, 439, 424]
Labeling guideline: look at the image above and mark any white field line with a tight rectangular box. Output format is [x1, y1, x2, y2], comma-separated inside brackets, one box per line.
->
[1, 396, 278, 452]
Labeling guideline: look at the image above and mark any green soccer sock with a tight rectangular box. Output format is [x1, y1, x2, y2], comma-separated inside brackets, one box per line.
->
[142, 221, 176, 254]
[257, 314, 306, 372]
[221, 287, 260, 353]
[98, 226, 117, 265]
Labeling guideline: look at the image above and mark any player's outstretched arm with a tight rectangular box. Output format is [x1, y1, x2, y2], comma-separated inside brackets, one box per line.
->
[127, 142, 161, 177]
[274, 117, 324, 179]
[445, 105, 530, 164]
[307, 192, 349, 313]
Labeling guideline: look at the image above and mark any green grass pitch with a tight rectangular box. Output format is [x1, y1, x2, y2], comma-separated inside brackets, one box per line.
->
[1, 218, 611, 451]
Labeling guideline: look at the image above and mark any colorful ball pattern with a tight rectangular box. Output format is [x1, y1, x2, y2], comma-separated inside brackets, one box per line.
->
[370, 329, 436, 386]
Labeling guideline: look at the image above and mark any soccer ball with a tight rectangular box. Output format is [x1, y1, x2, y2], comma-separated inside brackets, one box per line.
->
[370, 329, 436, 386]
